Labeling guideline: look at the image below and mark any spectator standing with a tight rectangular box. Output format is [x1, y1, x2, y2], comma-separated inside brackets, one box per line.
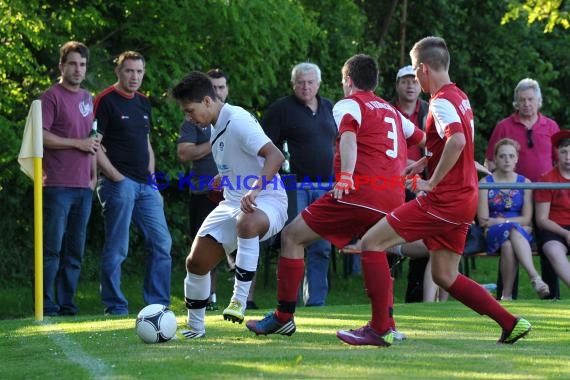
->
[95, 51, 172, 315]
[262, 62, 337, 306]
[535, 130, 570, 290]
[171, 71, 288, 338]
[478, 138, 549, 300]
[485, 78, 560, 298]
[41, 41, 99, 316]
[390, 65, 446, 303]
[246, 54, 425, 340]
[349, 36, 531, 346]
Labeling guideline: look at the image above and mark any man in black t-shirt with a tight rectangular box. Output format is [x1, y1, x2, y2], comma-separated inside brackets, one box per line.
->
[95, 51, 172, 315]
[262, 62, 337, 306]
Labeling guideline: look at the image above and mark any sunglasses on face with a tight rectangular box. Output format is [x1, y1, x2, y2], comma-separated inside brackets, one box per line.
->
[527, 129, 534, 148]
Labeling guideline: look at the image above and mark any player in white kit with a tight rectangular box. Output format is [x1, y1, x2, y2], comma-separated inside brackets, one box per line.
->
[171, 71, 288, 338]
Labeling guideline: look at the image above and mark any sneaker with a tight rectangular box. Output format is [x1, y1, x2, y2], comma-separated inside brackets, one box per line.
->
[180, 328, 206, 339]
[246, 312, 296, 336]
[391, 329, 407, 341]
[336, 323, 393, 347]
[205, 301, 219, 311]
[497, 317, 531, 344]
[223, 299, 246, 324]
[531, 277, 550, 299]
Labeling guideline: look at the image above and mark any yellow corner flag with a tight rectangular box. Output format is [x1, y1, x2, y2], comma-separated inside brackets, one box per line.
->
[18, 100, 44, 321]
[18, 100, 43, 179]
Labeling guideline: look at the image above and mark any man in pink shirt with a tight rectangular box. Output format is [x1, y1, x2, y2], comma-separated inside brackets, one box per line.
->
[485, 78, 559, 182]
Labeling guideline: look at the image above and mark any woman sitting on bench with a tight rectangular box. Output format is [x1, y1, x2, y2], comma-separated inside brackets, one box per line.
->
[477, 138, 549, 300]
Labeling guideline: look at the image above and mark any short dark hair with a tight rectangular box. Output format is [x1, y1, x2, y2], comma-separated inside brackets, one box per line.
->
[207, 68, 228, 82]
[558, 138, 570, 148]
[171, 71, 216, 103]
[410, 36, 450, 72]
[343, 54, 378, 91]
[59, 41, 89, 64]
[115, 51, 145, 69]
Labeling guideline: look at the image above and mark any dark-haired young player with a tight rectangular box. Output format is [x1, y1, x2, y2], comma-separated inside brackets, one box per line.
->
[171, 71, 288, 338]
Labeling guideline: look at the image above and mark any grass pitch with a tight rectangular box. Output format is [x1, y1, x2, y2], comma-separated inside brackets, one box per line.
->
[2, 300, 569, 379]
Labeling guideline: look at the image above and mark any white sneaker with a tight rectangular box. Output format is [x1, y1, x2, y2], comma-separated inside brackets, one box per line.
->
[180, 328, 205, 339]
[391, 329, 407, 341]
[531, 277, 550, 299]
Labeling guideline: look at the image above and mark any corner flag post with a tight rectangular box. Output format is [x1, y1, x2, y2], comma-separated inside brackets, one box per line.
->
[18, 100, 44, 321]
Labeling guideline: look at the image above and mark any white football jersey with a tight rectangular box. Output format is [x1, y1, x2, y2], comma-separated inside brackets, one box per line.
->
[211, 104, 287, 204]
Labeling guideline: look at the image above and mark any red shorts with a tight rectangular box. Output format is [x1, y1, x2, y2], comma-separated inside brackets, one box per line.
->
[386, 197, 470, 254]
[301, 195, 385, 249]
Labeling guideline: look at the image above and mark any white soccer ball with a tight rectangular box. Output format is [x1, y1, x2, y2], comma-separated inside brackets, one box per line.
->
[135, 304, 177, 343]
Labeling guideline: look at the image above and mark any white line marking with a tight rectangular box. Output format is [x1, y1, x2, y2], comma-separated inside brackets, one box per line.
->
[42, 320, 111, 378]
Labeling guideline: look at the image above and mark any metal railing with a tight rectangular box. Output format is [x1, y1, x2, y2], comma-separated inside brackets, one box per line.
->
[479, 182, 570, 190]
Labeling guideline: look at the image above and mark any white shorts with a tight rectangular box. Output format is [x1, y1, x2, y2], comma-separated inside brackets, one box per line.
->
[197, 195, 288, 254]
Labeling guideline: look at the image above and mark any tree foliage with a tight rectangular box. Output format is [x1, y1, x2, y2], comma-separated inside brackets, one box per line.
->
[502, 0, 570, 32]
[1, 0, 568, 287]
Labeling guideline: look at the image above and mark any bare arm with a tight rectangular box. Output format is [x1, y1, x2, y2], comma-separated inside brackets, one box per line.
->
[429, 132, 465, 189]
[332, 131, 357, 199]
[43, 129, 99, 154]
[95, 133, 125, 182]
[518, 181, 533, 226]
[535, 201, 570, 241]
[477, 180, 490, 227]
[411, 132, 465, 193]
[484, 158, 496, 173]
[475, 161, 492, 176]
[148, 136, 155, 174]
[177, 141, 211, 162]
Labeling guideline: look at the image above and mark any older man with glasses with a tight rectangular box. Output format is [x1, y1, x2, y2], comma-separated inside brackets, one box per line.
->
[485, 78, 559, 182]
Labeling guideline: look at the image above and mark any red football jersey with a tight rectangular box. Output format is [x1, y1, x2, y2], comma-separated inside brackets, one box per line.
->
[424, 83, 478, 223]
[534, 168, 570, 226]
[332, 91, 423, 214]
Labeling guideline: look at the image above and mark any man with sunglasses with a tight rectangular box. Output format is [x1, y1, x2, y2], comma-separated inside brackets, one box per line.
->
[485, 78, 559, 182]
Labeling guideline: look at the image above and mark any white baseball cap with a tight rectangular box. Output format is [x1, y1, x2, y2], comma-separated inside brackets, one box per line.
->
[396, 65, 415, 80]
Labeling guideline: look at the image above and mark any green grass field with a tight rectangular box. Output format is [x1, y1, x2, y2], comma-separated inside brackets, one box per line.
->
[2, 256, 569, 379]
[2, 301, 569, 379]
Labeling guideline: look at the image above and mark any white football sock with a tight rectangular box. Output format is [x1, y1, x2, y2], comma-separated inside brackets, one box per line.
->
[232, 236, 259, 306]
[185, 271, 210, 332]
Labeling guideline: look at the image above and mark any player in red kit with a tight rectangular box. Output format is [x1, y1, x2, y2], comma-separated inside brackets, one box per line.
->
[246, 54, 424, 344]
[342, 36, 531, 347]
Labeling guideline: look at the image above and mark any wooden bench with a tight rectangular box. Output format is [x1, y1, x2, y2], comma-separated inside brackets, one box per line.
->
[461, 250, 540, 278]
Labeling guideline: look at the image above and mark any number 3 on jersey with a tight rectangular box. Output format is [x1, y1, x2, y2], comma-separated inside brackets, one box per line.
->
[385, 116, 398, 158]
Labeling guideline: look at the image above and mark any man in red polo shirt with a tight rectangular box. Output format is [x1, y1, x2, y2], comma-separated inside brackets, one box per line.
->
[485, 78, 559, 182]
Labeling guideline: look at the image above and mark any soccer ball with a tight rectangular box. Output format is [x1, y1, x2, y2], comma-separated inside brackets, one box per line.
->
[135, 304, 177, 343]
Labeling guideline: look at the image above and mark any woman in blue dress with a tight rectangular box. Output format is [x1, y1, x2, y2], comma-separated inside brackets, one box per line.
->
[477, 138, 549, 299]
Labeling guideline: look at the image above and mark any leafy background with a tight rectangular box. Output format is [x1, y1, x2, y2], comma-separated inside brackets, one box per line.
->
[1, 0, 568, 286]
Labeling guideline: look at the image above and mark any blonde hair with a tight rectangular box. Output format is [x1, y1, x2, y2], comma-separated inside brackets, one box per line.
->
[494, 138, 520, 157]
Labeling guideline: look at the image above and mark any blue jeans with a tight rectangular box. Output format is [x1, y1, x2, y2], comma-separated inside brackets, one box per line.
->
[43, 187, 93, 315]
[298, 188, 331, 306]
[97, 177, 172, 314]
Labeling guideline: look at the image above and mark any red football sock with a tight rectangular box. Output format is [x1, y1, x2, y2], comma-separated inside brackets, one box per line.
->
[361, 250, 392, 334]
[275, 256, 304, 323]
[447, 274, 517, 331]
[389, 276, 396, 330]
